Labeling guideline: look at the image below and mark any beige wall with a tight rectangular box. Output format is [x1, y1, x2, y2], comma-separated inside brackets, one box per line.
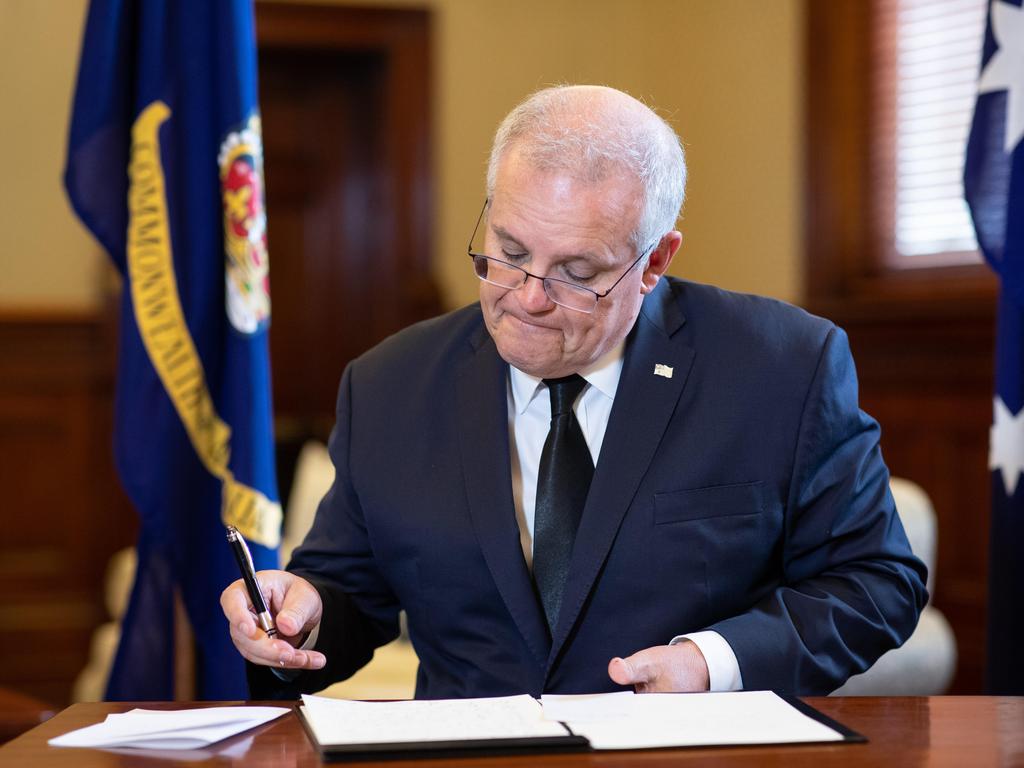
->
[432, 0, 804, 308]
[0, 0, 803, 311]
[0, 0, 100, 310]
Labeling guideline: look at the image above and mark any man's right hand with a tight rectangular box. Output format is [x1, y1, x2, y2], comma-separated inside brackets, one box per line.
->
[220, 570, 327, 671]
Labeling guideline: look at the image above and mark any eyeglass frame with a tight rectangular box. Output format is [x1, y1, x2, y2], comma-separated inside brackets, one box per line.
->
[466, 199, 658, 314]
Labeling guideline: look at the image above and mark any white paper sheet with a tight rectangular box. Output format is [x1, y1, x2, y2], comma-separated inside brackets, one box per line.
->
[47, 706, 289, 750]
[543, 691, 843, 749]
[98, 735, 255, 762]
[541, 691, 635, 721]
[300, 693, 568, 745]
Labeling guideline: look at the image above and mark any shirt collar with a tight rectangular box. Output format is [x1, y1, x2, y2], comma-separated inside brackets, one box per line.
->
[508, 341, 626, 415]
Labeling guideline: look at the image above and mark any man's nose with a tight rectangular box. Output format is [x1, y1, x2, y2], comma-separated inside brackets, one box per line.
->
[516, 274, 554, 311]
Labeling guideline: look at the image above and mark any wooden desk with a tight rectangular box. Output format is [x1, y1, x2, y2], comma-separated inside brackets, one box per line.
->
[0, 697, 1021, 767]
[0, 687, 55, 745]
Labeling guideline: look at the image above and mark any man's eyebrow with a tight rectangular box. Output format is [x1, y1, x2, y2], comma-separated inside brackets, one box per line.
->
[491, 224, 527, 251]
[491, 223, 618, 269]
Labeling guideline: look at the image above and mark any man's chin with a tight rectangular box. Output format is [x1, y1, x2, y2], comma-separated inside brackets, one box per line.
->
[488, 316, 574, 375]
[493, 340, 562, 378]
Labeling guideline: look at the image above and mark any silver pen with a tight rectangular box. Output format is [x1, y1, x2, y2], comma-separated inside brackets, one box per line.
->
[226, 525, 277, 638]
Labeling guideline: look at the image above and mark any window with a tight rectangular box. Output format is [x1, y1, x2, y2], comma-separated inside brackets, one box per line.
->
[874, 0, 987, 268]
[805, 0, 995, 300]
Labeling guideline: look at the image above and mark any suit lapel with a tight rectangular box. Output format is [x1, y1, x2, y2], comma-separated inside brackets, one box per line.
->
[455, 326, 551, 667]
[548, 280, 695, 669]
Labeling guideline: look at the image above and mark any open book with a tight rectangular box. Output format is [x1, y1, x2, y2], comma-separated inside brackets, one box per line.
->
[298, 690, 861, 759]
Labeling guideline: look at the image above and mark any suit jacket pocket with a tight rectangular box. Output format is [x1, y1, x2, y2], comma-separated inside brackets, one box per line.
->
[654, 481, 765, 524]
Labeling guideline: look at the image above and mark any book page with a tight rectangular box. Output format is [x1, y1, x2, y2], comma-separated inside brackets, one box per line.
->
[300, 694, 568, 746]
[543, 691, 844, 749]
[541, 691, 634, 721]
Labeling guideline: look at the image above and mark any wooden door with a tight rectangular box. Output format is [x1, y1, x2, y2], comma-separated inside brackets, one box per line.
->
[256, 4, 439, 498]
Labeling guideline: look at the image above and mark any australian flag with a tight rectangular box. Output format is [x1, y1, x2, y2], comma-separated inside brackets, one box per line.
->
[964, 0, 1024, 695]
[64, 0, 281, 699]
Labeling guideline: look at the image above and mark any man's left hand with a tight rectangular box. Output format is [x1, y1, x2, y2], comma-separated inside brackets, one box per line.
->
[607, 640, 711, 692]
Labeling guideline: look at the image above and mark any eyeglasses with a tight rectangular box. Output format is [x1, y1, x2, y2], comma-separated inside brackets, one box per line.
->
[467, 199, 656, 314]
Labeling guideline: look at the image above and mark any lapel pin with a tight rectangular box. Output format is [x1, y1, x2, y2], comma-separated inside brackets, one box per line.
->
[653, 363, 674, 379]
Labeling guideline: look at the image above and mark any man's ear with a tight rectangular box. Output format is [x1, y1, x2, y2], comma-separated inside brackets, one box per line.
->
[640, 231, 682, 294]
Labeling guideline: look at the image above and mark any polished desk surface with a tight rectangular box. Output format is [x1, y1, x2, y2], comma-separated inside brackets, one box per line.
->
[1, 697, 1022, 767]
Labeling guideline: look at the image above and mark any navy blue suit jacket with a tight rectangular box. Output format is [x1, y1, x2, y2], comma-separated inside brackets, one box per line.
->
[251, 278, 927, 698]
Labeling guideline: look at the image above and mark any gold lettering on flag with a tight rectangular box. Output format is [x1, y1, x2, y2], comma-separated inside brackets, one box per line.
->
[126, 100, 282, 547]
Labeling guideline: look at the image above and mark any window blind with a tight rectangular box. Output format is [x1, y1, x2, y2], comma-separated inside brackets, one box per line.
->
[873, 0, 987, 265]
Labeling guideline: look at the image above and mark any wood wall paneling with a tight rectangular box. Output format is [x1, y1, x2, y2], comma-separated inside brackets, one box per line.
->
[0, 313, 135, 706]
[855, 335, 994, 693]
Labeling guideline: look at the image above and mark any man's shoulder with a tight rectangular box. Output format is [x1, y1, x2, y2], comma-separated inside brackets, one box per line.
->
[665, 276, 830, 326]
[662, 276, 837, 349]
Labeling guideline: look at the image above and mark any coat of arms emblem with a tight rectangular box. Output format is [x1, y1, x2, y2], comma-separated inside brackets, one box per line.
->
[218, 114, 270, 334]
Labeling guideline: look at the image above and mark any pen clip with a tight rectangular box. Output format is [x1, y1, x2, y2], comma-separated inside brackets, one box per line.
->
[240, 535, 257, 574]
[227, 525, 258, 570]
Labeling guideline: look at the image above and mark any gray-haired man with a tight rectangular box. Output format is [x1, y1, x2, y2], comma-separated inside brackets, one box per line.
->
[223, 85, 926, 698]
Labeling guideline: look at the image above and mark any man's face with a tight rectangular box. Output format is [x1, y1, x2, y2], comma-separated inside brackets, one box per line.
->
[479, 150, 675, 378]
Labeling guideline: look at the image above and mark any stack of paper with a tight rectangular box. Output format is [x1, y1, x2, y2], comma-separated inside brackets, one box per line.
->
[48, 706, 289, 750]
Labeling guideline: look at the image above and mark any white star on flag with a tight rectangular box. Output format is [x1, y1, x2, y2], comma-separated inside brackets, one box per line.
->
[978, 0, 1024, 154]
[991, 395, 1024, 496]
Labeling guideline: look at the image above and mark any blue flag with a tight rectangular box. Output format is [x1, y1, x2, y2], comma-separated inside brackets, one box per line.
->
[964, 0, 1024, 695]
[64, 0, 281, 700]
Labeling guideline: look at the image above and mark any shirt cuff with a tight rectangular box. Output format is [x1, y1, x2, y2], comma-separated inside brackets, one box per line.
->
[670, 630, 743, 692]
[269, 621, 321, 681]
[299, 621, 321, 650]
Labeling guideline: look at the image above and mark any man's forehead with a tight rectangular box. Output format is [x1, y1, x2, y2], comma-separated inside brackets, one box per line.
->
[499, 142, 639, 190]
[492, 154, 640, 216]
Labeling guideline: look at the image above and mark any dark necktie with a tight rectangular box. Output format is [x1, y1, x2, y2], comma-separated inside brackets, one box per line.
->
[533, 374, 594, 632]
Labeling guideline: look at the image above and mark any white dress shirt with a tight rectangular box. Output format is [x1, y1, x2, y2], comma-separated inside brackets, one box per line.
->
[507, 344, 743, 693]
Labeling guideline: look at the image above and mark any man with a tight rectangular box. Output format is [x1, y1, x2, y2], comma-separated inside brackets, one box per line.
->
[222, 85, 927, 698]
